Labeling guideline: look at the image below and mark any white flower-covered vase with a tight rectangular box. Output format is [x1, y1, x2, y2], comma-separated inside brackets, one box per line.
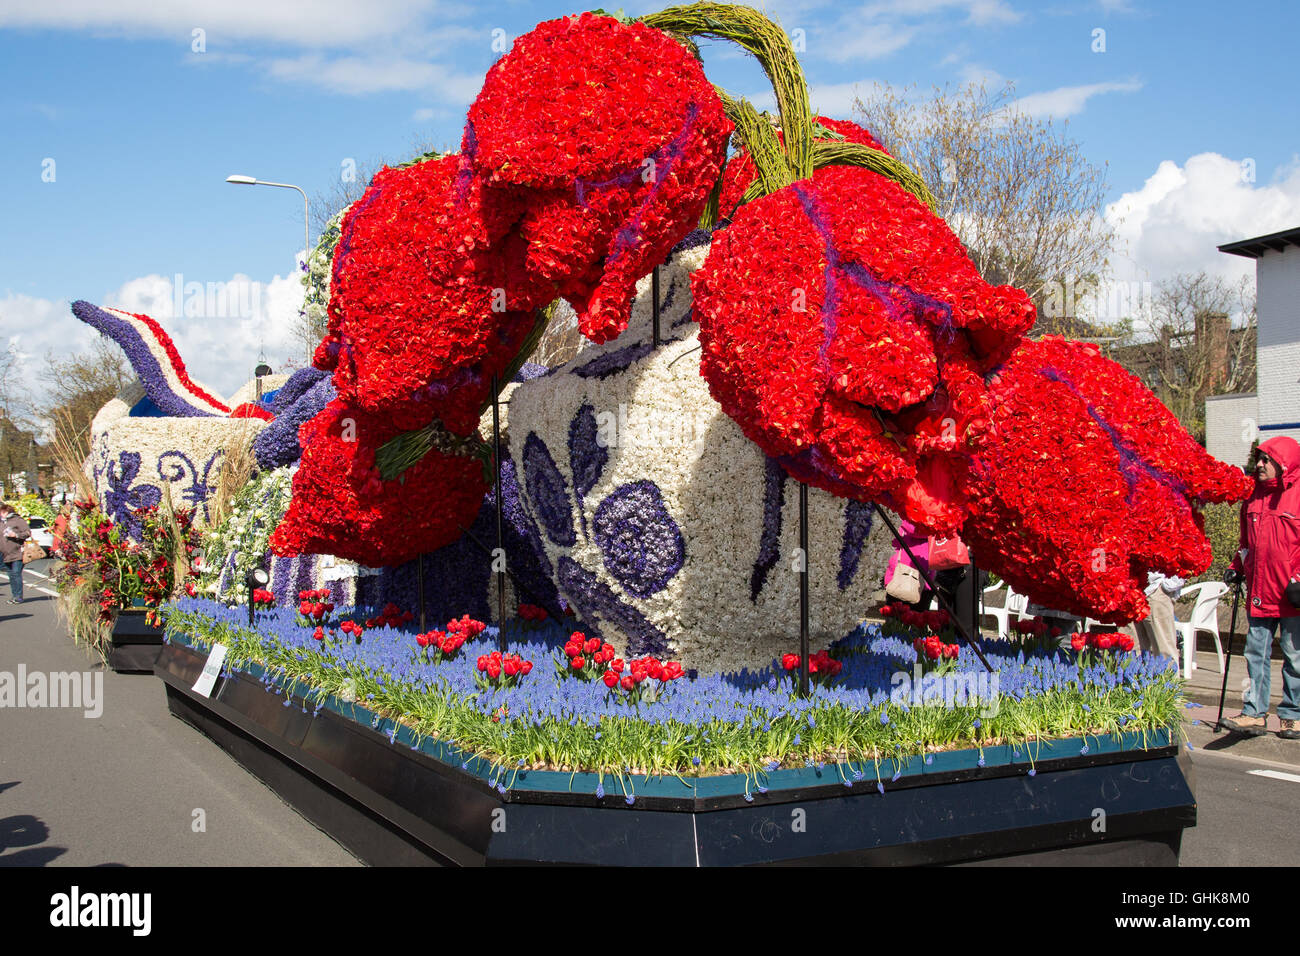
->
[505, 237, 894, 674]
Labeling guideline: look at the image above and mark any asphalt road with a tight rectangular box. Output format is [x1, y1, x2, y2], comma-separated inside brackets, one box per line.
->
[0, 561, 359, 867]
[1181, 745, 1300, 867]
[3, 560, 1297, 868]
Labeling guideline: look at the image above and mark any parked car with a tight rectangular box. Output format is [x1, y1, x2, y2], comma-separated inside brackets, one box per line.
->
[26, 517, 54, 550]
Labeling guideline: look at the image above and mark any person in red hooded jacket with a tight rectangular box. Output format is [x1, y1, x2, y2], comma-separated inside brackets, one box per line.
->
[1221, 436, 1300, 739]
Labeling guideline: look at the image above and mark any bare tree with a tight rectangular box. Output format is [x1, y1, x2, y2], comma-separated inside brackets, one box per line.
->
[1108, 272, 1257, 441]
[38, 339, 133, 493]
[40, 338, 133, 412]
[0, 342, 38, 495]
[853, 82, 1114, 331]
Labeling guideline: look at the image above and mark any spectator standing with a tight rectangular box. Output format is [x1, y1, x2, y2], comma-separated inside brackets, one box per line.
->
[1, 502, 31, 605]
[1221, 437, 1300, 739]
[1125, 571, 1185, 660]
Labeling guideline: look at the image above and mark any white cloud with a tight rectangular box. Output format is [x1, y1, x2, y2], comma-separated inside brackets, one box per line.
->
[811, 0, 1019, 63]
[957, 62, 1005, 89]
[806, 80, 880, 118]
[854, 0, 1020, 24]
[265, 52, 483, 97]
[1, 254, 309, 412]
[0, 0, 440, 48]
[820, 23, 916, 62]
[1105, 152, 1300, 287]
[4, 2, 485, 99]
[1010, 78, 1142, 118]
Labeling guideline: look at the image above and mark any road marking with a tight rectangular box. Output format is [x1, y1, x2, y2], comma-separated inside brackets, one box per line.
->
[24, 568, 50, 580]
[1188, 745, 1300, 775]
[1248, 769, 1300, 784]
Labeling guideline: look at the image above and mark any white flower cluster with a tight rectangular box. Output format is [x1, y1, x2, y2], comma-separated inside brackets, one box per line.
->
[504, 241, 895, 674]
[300, 208, 347, 345]
[199, 466, 294, 601]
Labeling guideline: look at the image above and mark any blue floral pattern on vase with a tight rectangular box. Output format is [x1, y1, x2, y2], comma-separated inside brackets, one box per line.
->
[103, 452, 162, 539]
[838, 499, 875, 590]
[749, 456, 787, 601]
[568, 403, 606, 535]
[558, 557, 668, 657]
[523, 432, 576, 547]
[157, 449, 224, 522]
[592, 480, 685, 599]
[519, 409, 687, 655]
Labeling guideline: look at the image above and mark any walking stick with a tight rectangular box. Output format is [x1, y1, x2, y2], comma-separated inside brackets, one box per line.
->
[1214, 579, 1243, 733]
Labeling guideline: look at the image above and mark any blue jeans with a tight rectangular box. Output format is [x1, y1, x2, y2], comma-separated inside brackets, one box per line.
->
[5, 560, 21, 602]
[1243, 616, 1300, 720]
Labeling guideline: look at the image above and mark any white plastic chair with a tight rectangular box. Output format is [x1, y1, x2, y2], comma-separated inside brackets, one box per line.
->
[1172, 581, 1228, 678]
[982, 583, 1029, 640]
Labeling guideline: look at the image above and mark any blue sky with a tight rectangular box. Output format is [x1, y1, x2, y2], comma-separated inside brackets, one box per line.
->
[2, 0, 1298, 400]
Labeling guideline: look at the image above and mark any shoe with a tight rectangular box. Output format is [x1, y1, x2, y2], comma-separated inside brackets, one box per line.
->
[1279, 720, 1300, 740]
[1222, 712, 1269, 736]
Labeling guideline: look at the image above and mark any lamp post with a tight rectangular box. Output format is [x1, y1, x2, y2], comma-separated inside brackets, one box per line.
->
[225, 175, 310, 263]
[254, 361, 273, 400]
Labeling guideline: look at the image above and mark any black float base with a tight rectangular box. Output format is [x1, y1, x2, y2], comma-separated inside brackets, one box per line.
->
[156, 642, 1194, 866]
[108, 609, 165, 673]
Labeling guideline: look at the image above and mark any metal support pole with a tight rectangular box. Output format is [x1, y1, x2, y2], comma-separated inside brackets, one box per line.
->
[417, 555, 426, 633]
[968, 557, 979, 643]
[492, 374, 507, 651]
[799, 482, 810, 697]
[1214, 581, 1243, 732]
[652, 266, 661, 348]
[870, 503, 994, 673]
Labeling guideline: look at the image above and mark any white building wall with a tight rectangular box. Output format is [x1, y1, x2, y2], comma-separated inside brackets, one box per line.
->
[1255, 247, 1300, 446]
[1205, 393, 1258, 467]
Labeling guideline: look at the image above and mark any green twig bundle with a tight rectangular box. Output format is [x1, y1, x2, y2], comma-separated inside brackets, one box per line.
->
[811, 141, 939, 212]
[643, 2, 812, 180]
[724, 96, 790, 198]
[375, 420, 491, 483]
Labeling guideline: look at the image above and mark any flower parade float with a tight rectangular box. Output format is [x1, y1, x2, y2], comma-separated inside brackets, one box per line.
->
[71, 4, 1250, 863]
[58, 302, 281, 670]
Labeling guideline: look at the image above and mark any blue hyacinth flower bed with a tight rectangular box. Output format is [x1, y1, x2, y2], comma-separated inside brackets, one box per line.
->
[162, 597, 1183, 797]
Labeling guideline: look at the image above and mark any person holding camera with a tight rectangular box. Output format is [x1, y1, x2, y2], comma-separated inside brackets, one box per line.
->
[1221, 437, 1300, 739]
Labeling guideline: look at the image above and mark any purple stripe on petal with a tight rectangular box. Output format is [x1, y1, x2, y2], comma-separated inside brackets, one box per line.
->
[750, 456, 787, 601]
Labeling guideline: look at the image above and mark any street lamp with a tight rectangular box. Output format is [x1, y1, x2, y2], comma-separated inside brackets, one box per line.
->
[254, 359, 273, 400]
[225, 175, 310, 264]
